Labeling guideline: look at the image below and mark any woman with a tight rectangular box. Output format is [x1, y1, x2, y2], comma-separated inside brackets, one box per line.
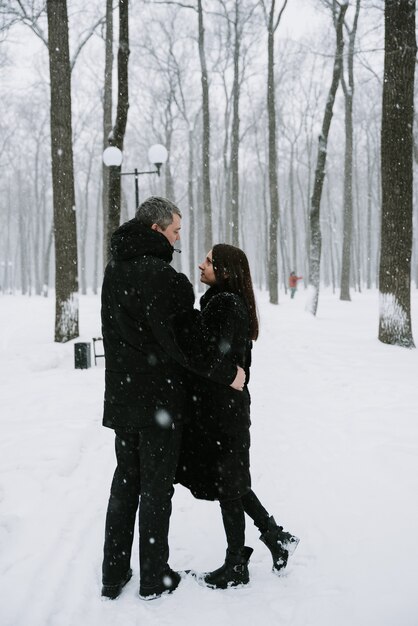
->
[177, 244, 299, 589]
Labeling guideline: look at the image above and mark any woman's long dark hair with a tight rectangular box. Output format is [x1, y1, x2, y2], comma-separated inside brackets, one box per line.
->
[212, 243, 259, 340]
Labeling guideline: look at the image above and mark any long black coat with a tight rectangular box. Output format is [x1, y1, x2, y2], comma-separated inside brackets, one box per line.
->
[101, 220, 236, 432]
[177, 286, 253, 501]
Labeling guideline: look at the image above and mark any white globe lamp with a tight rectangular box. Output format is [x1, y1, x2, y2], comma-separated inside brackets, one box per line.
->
[148, 144, 168, 176]
[103, 146, 123, 167]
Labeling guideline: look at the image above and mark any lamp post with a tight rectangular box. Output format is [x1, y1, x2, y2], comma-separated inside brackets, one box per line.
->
[102, 143, 168, 211]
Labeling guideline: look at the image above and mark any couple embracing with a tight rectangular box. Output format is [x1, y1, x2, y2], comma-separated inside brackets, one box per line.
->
[100, 196, 299, 601]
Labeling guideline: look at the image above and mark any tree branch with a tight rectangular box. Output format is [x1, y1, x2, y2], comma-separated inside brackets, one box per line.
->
[146, 0, 196, 10]
[70, 14, 107, 70]
[273, 0, 288, 32]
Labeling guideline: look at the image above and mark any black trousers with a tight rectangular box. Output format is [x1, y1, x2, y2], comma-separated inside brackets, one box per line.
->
[220, 490, 270, 553]
[102, 423, 182, 589]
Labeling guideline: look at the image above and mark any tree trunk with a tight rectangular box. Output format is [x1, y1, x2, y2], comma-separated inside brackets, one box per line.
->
[40, 177, 49, 295]
[78, 190, 88, 296]
[325, 179, 336, 293]
[267, 21, 279, 304]
[165, 126, 175, 201]
[231, 1, 240, 247]
[339, 63, 353, 300]
[17, 171, 28, 295]
[33, 135, 42, 295]
[188, 127, 196, 285]
[42, 227, 54, 297]
[366, 131, 373, 289]
[79, 150, 93, 295]
[47, 0, 79, 342]
[93, 178, 102, 295]
[102, 0, 113, 268]
[106, 0, 130, 257]
[3, 184, 12, 293]
[197, 0, 212, 253]
[378, 0, 416, 348]
[222, 93, 231, 242]
[289, 141, 297, 271]
[340, 0, 360, 301]
[306, 2, 347, 316]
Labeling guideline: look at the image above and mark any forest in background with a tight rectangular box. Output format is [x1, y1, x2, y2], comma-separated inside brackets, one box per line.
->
[0, 0, 416, 346]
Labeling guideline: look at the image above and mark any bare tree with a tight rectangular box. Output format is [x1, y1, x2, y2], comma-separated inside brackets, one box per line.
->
[340, 0, 361, 301]
[47, 0, 79, 342]
[378, 0, 416, 347]
[17, 170, 29, 295]
[282, 109, 303, 276]
[3, 0, 106, 336]
[102, 0, 113, 267]
[210, 0, 258, 247]
[148, 0, 216, 254]
[197, 0, 213, 252]
[77, 138, 97, 295]
[167, 36, 201, 280]
[1, 1, 106, 58]
[1, 0, 399, 308]
[230, 0, 241, 246]
[259, 0, 288, 305]
[106, 0, 130, 256]
[306, 1, 347, 316]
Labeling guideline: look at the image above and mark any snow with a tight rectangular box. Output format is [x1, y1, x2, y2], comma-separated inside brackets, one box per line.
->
[55, 291, 79, 341]
[1, 289, 418, 626]
[379, 291, 409, 340]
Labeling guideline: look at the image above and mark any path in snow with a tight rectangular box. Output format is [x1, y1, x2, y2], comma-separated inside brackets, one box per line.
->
[1, 290, 418, 626]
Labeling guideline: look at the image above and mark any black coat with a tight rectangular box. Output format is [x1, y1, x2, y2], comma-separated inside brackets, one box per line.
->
[101, 220, 236, 432]
[177, 286, 253, 501]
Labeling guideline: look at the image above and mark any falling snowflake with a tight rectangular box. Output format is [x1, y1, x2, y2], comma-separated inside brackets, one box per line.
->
[155, 409, 172, 428]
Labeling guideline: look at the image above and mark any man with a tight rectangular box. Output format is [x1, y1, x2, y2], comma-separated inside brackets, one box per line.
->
[101, 196, 244, 600]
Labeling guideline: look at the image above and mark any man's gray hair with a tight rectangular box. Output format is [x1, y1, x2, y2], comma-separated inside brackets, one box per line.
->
[135, 196, 181, 230]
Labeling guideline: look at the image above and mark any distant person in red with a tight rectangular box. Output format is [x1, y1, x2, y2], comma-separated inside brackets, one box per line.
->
[288, 271, 303, 299]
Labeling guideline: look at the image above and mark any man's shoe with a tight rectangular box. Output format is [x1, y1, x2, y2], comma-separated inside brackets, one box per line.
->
[101, 568, 133, 599]
[139, 568, 181, 600]
[201, 546, 253, 589]
[260, 516, 300, 573]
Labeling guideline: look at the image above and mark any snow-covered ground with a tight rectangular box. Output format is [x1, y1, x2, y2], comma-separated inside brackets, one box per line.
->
[1, 289, 418, 626]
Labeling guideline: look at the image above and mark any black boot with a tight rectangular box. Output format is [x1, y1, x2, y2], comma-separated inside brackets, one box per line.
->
[101, 568, 133, 599]
[139, 568, 181, 600]
[202, 546, 253, 589]
[260, 516, 300, 573]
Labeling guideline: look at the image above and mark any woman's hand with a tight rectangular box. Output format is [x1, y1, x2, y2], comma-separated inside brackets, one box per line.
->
[230, 365, 245, 391]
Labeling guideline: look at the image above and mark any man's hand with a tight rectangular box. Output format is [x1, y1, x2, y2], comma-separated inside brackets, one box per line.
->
[230, 365, 245, 391]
